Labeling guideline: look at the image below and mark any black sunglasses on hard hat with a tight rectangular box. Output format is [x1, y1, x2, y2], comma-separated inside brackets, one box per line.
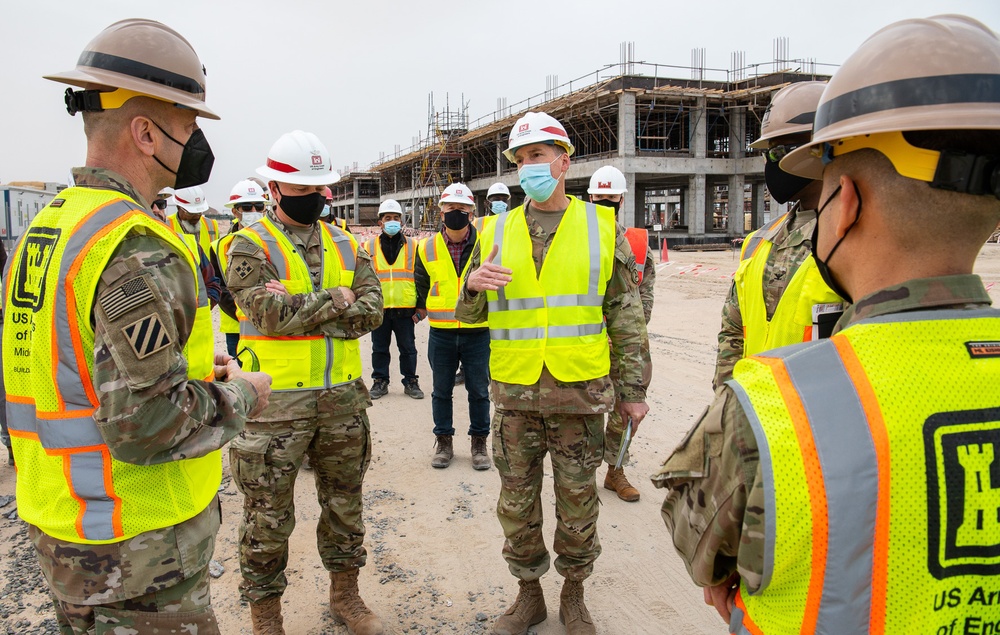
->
[236, 202, 266, 212]
[151, 199, 168, 210]
[765, 144, 800, 164]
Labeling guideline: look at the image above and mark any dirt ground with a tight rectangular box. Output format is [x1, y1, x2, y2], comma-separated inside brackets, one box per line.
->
[2, 244, 999, 635]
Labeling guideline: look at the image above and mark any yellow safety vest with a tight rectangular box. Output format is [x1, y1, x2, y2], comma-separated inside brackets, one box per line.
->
[236, 217, 362, 392]
[364, 235, 416, 309]
[478, 197, 615, 384]
[472, 214, 497, 233]
[168, 214, 220, 259]
[3, 187, 218, 544]
[735, 213, 842, 354]
[417, 231, 481, 329]
[213, 232, 243, 334]
[727, 308, 1000, 635]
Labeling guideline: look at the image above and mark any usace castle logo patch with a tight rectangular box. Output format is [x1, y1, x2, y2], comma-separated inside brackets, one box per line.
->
[925, 407, 1000, 579]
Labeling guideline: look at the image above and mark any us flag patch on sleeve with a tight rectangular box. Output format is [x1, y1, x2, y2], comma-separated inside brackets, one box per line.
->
[100, 277, 155, 322]
[122, 313, 172, 359]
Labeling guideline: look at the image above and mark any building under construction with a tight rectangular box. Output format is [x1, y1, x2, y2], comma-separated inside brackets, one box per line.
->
[331, 46, 833, 243]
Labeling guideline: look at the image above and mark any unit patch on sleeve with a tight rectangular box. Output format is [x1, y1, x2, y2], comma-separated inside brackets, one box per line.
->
[234, 258, 254, 279]
[121, 313, 172, 360]
[99, 277, 155, 322]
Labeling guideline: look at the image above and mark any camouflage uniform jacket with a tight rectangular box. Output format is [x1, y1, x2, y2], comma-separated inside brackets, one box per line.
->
[226, 210, 383, 422]
[455, 203, 650, 415]
[654, 274, 993, 591]
[31, 168, 260, 604]
[714, 206, 820, 389]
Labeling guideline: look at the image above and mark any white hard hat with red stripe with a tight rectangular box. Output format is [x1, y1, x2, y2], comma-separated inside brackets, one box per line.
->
[503, 111, 575, 162]
[225, 179, 267, 208]
[172, 185, 209, 214]
[256, 130, 341, 186]
[440, 183, 475, 207]
[588, 166, 628, 195]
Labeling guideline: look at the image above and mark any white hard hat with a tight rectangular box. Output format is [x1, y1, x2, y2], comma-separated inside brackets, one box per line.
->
[588, 166, 627, 195]
[487, 183, 511, 198]
[503, 111, 575, 163]
[172, 185, 209, 214]
[256, 130, 341, 186]
[157, 187, 174, 199]
[225, 179, 267, 208]
[440, 183, 475, 207]
[378, 199, 403, 216]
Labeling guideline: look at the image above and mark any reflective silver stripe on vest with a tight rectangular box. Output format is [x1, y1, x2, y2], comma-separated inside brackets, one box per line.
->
[729, 338, 878, 632]
[491, 323, 605, 341]
[377, 272, 415, 282]
[427, 311, 455, 321]
[6, 402, 104, 448]
[492, 211, 510, 308]
[324, 224, 357, 272]
[490, 204, 602, 313]
[70, 450, 117, 539]
[730, 606, 752, 635]
[244, 223, 290, 278]
[54, 200, 139, 411]
[741, 213, 786, 261]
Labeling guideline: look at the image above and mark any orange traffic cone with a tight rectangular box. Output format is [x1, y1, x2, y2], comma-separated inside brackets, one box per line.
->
[660, 238, 669, 263]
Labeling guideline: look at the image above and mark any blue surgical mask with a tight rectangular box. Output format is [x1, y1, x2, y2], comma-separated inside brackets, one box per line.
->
[383, 220, 402, 236]
[490, 200, 508, 215]
[518, 156, 562, 202]
[320, 204, 331, 218]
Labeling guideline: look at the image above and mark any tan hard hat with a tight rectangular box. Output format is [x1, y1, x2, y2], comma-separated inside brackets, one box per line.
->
[782, 14, 1000, 178]
[44, 19, 219, 120]
[749, 81, 826, 149]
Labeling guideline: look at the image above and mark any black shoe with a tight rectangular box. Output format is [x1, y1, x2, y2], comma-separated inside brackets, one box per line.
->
[403, 379, 424, 399]
[370, 379, 389, 399]
[5, 445, 13, 467]
[455, 365, 465, 385]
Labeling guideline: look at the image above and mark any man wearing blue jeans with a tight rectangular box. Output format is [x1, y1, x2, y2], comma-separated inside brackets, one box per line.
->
[415, 183, 491, 470]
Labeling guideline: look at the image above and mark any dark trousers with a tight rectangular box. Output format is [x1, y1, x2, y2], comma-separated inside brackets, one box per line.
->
[428, 327, 490, 437]
[371, 308, 418, 383]
[225, 333, 239, 360]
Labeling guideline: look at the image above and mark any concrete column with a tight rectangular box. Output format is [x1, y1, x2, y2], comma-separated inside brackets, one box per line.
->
[353, 180, 360, 223]
[621, 170, 638, 227]
[752, 181, 766, 231]
[496, 143, 504, 177]
[728, 174, 745, 237]
[618, 91, 637, 157]
[691, 96, 707, 159]
[688, 173, 706, 236]
[729, 109, 746, 159]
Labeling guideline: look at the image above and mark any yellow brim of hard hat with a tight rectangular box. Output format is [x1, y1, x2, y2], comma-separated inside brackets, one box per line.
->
[780, 130, 941, 182]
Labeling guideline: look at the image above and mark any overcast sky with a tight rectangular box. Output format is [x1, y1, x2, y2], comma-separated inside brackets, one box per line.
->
[1, 0, 997, 206]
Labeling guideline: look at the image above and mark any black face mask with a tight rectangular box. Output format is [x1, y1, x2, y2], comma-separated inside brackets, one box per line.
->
[810, 183, 861, 304]
[444, 209, 470, 230]
[151, 121, 215, 189]
[276, 185, 326, 225]
[594, 199, 621, 214]
[764, 159, 814, 205]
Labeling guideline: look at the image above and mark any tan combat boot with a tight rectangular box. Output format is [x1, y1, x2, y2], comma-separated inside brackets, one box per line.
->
[249, 595, 285, 635]
[559, 579, 595, 635]
[471, 435, 491, 471]
[329, 569, 384, 635]
[604, 465, 640, 502]
[492, 579, 547, 635]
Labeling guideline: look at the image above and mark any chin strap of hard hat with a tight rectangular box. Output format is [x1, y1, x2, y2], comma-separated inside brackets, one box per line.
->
[931, 150, 1000, 200]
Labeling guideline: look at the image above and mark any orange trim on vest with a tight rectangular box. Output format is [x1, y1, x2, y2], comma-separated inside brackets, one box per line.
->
[759, 356, 828, 634]
[734, 592, 765, 635]
[832, 336, 891, 634]
[624, 228, 649, 283]
[745, 213, 788, 260]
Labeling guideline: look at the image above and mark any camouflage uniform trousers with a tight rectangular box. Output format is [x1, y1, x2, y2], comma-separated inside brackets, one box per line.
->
[603, 354, 629, 465]
[492, 408, 605, 582]
[230, 410, 372, 603]
[29, 500, 222, 635]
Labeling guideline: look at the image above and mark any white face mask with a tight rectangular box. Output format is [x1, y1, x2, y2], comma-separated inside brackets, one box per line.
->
[241, 212, 264, 226]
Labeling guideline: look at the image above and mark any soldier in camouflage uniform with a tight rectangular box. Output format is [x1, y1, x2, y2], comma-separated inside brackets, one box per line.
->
[657, 15, 1000, 629]
[587, 165, 656, 502]
[458, 112, 650, 635]
[226, 131, 385, 635]
[714, 82, 844, 389]
[5, 20, 271, 635]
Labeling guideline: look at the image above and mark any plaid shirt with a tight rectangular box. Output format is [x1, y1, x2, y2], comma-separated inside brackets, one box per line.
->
[443, 227, 471, 274]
